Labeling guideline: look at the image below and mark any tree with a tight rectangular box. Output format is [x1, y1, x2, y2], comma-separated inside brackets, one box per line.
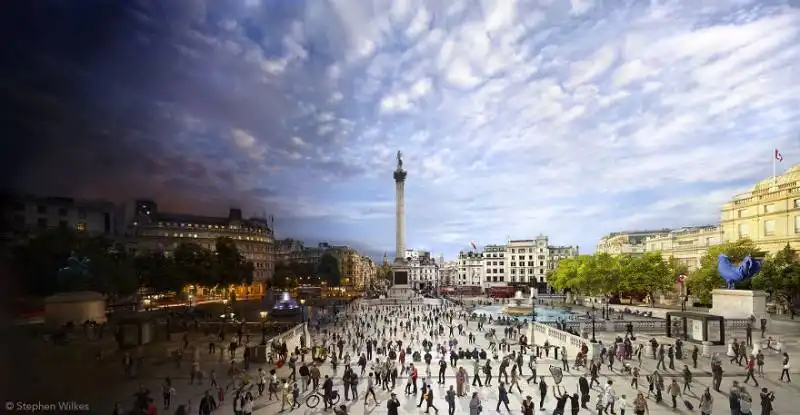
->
[318, 252, 342, 286]
[686, 238, 763, 304]
[135, 251, 181, 293]
[213, 237, 254, 287]
[753, 244, 800, 306]
[10, 227, 81, 296]
[620, 252, 673, 304]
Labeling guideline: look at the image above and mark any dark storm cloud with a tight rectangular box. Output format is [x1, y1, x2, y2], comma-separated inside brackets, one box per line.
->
[0, 0, 357, 218]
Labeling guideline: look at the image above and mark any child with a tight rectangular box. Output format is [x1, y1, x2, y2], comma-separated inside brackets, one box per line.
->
[619, 394, 627, 415]
[217, 386, 224, 404]
[596, 393, 605, 415]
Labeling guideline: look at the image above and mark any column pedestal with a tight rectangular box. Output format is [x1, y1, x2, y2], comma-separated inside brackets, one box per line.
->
[709, 289, 767, 320]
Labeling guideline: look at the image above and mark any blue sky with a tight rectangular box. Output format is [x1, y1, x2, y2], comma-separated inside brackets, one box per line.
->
[3, 0, 800, 260]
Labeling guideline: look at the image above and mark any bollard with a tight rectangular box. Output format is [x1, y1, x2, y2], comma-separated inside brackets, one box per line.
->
[702, 341, 712, 358]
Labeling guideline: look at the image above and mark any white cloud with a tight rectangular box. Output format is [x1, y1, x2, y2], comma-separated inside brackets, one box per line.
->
[259, 0, 800, 257]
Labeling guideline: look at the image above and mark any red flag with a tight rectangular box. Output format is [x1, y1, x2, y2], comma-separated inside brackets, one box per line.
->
[775, 148, 784, 162]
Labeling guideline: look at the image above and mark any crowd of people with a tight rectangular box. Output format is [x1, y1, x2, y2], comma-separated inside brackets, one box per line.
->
[116, 295, 792, 415]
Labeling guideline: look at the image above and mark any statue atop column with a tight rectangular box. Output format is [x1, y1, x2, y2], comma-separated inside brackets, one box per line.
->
[396, 150, 403, 170]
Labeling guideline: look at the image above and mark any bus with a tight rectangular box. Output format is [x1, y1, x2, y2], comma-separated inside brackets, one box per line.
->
[488, 286, 516, 298]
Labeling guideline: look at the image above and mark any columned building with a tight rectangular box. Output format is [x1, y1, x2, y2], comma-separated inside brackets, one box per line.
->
[721, 164, 800, 253]
[123, 199, 275, 295]
[645, 226, 722, 271]
[596, 229, 670, 256]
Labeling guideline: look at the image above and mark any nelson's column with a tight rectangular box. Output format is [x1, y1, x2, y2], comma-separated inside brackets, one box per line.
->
[391, 150, 411, 297]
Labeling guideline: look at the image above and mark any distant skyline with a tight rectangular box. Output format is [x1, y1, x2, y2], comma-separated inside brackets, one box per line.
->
[2, 0, 800, 260]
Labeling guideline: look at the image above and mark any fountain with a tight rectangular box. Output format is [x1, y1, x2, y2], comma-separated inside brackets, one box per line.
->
[502, 290, 535, 317]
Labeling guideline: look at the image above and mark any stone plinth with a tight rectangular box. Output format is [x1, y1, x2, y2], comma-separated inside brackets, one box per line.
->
[390, 265, 411, 297]
[709, 289, 767, 320]
[44, 291, 107, 327]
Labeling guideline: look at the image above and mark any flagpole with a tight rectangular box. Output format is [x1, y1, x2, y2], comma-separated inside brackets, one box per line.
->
[773, 148, 777, 185]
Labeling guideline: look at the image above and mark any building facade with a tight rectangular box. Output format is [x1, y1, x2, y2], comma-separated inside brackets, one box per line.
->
[405, 249, 439, 290]
[482, 244, 508, 287]
[645, 226, 722, 271]
[456, 251, 484, 287]
[439, 260, 458, 286]
[720, 165, 800, 254]
[1, 193, 118, 240]
[596, 229, 670, 256]
[123, 199, 275, 293]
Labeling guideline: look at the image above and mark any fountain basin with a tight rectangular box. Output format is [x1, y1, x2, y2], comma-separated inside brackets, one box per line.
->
[502, 305, 534, 317]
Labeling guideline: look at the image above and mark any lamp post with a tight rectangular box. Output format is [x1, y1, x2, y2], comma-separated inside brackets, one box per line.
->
[259, 310, 268, 344]
[300, 299, 306, 323]
[591, 305, 597, 343]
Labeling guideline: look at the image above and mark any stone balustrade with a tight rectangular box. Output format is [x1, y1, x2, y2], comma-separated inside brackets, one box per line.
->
[530, 321, 600, 360]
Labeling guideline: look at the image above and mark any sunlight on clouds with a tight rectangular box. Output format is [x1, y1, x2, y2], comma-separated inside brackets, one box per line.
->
[258, 0, 800, 254]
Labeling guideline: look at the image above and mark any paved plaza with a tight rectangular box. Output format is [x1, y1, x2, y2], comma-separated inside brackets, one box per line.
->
[8, 299, 800, 414]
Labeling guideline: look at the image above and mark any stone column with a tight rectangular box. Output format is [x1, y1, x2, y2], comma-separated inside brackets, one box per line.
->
[394, 168, 407, 263]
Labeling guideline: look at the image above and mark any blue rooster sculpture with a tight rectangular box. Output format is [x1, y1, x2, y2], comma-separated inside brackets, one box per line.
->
[717, 254, 762, 289]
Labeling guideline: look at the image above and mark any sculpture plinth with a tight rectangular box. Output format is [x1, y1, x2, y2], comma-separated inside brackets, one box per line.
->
[709, 289, 767, 320]
[710, 253, 766, 321]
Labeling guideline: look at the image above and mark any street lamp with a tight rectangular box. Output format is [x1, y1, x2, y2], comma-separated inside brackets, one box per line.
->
[590, 305, 597, 343]
[300, 299, 306, 323]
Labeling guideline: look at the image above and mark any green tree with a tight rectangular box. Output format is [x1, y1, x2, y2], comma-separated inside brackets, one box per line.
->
[318, 252, 342, 286]
[686, 238, 763, 304]
[753, 244, 800, 306]
[620, 252, 673, 304]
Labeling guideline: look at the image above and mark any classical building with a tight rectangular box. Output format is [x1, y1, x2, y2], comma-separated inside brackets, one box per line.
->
[720, 164, 800, 253]
[439, 260, 459, 286]
[455, 235, 578, 292]
[596, 229, 671, 256]
[1, 193, 118, 241]
[456, 251, 484, 287]
[405, 249, 439, 290]
[645, 226, 723, 271]
[122, 199, 275, 294]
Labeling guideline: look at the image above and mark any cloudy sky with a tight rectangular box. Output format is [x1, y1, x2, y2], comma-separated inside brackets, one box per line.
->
[2, 0, 800, 260]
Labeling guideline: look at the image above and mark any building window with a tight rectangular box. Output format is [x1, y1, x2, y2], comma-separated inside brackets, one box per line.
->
[58, 207, 68, 216]
[795, 199, 800, 209]
[37, 205, 47, 214]
[737, 209, 747, 218]
[78, 208, 87, 219]
[37, 218, 48, 229]
[764, 204, 775, 214]
[764, 220, 775, 236]
[705, 237, 713, 246]
[77, 222, 87, 232]
[796, 216, 800, 233]
[737, 223, 749, 237]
